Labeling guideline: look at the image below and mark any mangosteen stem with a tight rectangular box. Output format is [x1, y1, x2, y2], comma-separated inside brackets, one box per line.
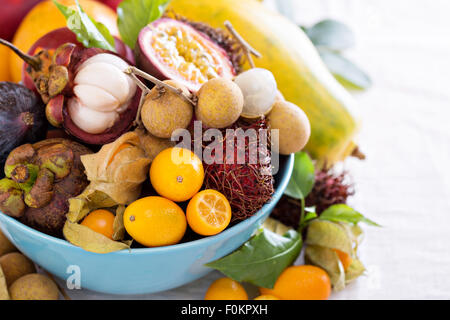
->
[224, 21, 261, 69]
[0, 38, 41, 71]
[125, 67, 195, 105]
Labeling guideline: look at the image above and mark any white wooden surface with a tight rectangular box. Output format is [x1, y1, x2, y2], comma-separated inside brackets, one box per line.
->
[67, 0, 450, 299]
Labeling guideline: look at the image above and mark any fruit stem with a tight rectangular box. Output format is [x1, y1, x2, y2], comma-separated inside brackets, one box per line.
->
[0, 38, 41, 71]
[20, 112, 34, 127]
[351, 146, 366, 160]
[125, 66, 195, 105]
[224, 21, 261, 68]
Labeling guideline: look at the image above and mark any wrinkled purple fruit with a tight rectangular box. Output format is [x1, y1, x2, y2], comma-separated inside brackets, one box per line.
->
[0, 82, 47, 178]
[0, 139, 92, 236]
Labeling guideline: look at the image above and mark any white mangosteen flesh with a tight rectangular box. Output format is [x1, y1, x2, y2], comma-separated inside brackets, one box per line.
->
[68, 98, 119, 135]
[70, 54, 137, 134]
[234, 68, 277, 118]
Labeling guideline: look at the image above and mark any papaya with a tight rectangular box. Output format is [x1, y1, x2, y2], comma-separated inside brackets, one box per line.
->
[168, 0, 360, 165]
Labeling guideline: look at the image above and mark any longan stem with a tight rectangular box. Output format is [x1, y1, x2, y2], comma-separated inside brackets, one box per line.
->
[125, 67, 195, 105]
[224, 21, 261, 68]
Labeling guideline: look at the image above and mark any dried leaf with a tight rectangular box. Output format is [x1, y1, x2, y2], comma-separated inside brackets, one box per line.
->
[262, 217, 292, 236]
[112, 205, 126, 241]
[67, 188, 116, 223]
[305, 245, 346, 291]
[0, 265, 10, 300]
[80, 132, 151, 205]
[345, 258, 365, 284]
[305, 220, 367, 290]
[340, 222, 364, 253]
[305, 220, 353, 255]
[63, 221, 130, 253]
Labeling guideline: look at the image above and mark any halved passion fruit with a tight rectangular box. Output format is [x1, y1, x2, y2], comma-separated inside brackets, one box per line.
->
[136, 18, 236, 92]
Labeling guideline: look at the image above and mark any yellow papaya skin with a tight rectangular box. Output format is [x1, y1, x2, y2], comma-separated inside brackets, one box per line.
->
[168, 0, 360, 164]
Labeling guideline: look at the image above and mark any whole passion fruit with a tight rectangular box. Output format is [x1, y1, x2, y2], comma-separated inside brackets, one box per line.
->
[136, 18, 236, 92]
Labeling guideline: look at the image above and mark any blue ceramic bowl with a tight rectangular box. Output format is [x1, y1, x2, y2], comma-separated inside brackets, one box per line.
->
[0, 154, 293, 295]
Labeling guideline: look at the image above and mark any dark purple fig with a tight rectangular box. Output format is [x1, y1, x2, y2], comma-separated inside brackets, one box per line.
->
[135, 18, 236, 92]
[0, 82, 47, 178]
[0, 139, 92, 236]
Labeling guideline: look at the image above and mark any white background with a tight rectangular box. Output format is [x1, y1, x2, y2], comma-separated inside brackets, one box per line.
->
[68, 0, 450, 299]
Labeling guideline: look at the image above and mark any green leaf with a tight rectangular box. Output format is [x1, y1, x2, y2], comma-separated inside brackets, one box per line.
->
[206, 229, 302, 289]
[304, 19, 355, 51]
[284, 151, 315, 200]
[117, 0, 171, 49]
[319, 204, 381, 227]
[319, 50, 372, 90]
[53, 0, 116, 52]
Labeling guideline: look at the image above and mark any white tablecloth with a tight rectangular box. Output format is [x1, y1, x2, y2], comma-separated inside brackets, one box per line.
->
[67, 0, 450, 299]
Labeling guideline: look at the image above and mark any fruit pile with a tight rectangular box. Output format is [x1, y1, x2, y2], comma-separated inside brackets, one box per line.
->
[0, 0, 377, 301]
[0, 0, 311, 252]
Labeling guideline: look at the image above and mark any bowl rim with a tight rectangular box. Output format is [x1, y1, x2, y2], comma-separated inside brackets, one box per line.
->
[0, 154, 294, 255]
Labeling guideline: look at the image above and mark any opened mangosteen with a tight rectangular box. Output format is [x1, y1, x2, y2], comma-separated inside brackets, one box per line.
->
[0, 139, 92, 236]
[21, 28, 135, 92]
[0, 82, 47, 178]
[0, 29, 140, 145]
[136, 17, 239, 92]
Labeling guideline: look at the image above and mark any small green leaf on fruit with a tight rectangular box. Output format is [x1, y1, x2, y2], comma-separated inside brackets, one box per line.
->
[53, 0, 116, 52]
[117, 0, 170, 49]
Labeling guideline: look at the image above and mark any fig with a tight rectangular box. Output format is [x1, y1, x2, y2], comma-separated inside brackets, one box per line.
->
[0, 139, 92, 236]
[1, 30, 139, 145]
[0, 82, 47, 178]
[136, 18, 236, 92]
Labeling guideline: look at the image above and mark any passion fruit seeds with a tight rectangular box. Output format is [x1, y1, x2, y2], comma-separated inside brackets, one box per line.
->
[136, 18, 236, 92]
